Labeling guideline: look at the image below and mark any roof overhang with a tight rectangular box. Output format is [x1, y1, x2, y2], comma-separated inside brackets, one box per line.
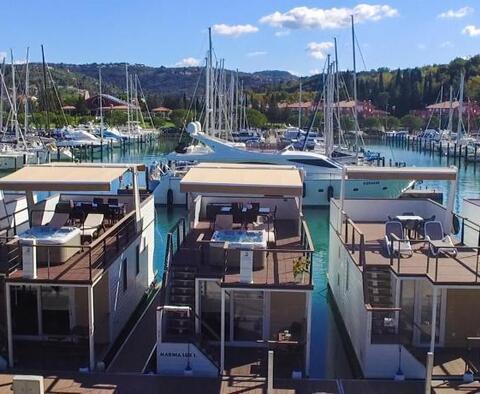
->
[180, 163, 303, 197]
[0, 163, 145, 192]
[343, 166, 457, 181]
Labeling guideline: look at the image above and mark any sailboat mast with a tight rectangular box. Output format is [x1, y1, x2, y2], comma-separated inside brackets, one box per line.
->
[125, 63, 130, 134]
[205, 27, 213, 134]
[0, 58, 4, 133]
[447, 86, 453, 132]
[438, 85, 443, 130]
[41, 45, 50, 134]
[334, 37, 342, 146]
[10, 50, 18, 141]
[457, 72, 464, 142]
[351, 15, 359, 156]
[24, 47, 30, 135]
[298, 80, 302, 129]
[99, 66, 103, 142]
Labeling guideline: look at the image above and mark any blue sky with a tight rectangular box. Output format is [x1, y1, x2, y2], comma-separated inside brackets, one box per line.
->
[1, 0, 479, 75]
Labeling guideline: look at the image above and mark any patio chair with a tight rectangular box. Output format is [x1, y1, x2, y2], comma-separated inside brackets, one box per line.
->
[424, 221, 457, 256]
[384, 221, 413, 257]
[214, 214, 233, 231]
[81, 213, 104, 241]
[47, 212, 70, 228]
[416, 215, 436, 238]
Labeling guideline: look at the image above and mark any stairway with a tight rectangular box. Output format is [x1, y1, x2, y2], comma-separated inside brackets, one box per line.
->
[164, 264, 197, 340]
[364, 266, 396, 337]
[162, 262, 220, 373]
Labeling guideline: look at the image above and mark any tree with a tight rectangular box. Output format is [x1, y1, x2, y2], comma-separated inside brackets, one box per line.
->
[401, 114, 423, 131]
[246, 108, 267, 128]
[170, 109, 193, 129]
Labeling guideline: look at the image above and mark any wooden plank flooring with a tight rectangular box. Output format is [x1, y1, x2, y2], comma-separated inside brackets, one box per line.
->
[352, 221, 480, 285]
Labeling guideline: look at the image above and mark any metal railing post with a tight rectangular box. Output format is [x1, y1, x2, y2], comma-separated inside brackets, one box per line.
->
[425, 351, 434, 394]
[267, 350, 274, 394]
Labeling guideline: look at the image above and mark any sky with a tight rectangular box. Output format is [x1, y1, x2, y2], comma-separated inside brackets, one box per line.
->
[1, 0, 479, 76]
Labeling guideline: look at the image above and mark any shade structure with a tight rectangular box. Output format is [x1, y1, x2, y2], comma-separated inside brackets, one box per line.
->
[343, 166, 457, 181]
[180, 163, 303, 197]
[0, 163, 145, 191]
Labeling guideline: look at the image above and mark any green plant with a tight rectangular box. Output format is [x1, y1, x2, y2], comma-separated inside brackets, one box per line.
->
[292, 256, 310, 279]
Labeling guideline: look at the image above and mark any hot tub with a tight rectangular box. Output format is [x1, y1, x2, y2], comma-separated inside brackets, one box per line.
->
[19, 226, 82, 265]
[209, 230, 266, 269]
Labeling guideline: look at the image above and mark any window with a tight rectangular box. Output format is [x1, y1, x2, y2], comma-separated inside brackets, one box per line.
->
[288, 158, 338, 169]
[122, 258, 128, 292]
[135, 245, 140, 276]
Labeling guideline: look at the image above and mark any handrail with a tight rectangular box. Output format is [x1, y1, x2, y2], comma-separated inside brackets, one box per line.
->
[4, 212, 139, 282]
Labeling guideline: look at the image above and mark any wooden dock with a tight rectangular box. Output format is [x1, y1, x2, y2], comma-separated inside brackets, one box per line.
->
[0, 372, 435, 393]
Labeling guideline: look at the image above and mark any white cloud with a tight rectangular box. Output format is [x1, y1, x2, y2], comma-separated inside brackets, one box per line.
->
[438, 7, 473, 19]
[439, 41, 454, 48]
[174, 57, 201, 67]
[260, 4, 398, 30]
[246, 51, 267, 57]
[417, 43, 426, 50]
[287, 70, 301, 77]
[212, 24, 258, 37]
[309, 68, 321, 75]
[0, 52, 5, 61]
[275, 30, 290, 37]
[306, 41, 334, 59]
[462, 25, 480, 37]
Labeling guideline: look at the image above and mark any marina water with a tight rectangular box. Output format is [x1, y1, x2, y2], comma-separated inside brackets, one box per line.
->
[4, 138, 479, 378]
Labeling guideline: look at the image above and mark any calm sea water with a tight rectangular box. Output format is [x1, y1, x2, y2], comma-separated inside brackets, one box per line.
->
[4, 137, 479, 378]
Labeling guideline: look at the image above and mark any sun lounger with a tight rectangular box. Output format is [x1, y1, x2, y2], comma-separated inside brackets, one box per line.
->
[81, 213, 104, 241]
[424, 221, 457, 256]
[47, 212, 70, 228]
[384, 221, 413, 257]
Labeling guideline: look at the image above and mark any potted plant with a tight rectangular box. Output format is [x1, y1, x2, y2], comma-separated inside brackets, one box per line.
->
[293, 256, 310, 283]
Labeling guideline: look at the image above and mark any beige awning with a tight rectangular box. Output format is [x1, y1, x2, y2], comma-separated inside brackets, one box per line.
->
[0, 163, 144, 191]
[344, 166, 457, 181]
[180, 163, 303, 196]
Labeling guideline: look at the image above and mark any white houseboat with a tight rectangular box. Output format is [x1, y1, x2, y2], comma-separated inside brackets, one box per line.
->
[0, 163, 155, 371]
[156, 163, 314, 378]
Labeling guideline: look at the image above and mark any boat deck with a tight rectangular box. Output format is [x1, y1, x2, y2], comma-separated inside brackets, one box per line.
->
[172, 220, 312, 288]
[350, 221, 480, 285]
[4, 214, 137, 284]
[0, 372, 431, 393]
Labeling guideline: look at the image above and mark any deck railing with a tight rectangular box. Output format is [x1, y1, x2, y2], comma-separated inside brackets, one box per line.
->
[4, 211, 138, 282]
[162, 216, 191, 303]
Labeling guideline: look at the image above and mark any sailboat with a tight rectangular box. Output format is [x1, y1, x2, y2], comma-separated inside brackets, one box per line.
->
[148, 26, 412, 207]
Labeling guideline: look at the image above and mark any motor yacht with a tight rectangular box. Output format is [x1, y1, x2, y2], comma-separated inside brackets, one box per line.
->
[149, 122, 411, 206]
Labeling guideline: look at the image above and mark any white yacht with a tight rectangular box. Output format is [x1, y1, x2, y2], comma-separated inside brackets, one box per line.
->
[54, 127, 102, 147]
[149, 122, 412, 207]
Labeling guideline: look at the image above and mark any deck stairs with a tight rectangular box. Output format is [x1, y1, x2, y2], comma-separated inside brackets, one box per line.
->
[364, 266, 397, 337]
[160, 258, 220, 376]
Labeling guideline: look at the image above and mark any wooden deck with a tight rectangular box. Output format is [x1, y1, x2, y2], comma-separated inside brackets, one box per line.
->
[172, 220, 312, 288]
[351, 222, 480, 285]
[0, 372, 431, 393]
[5, 213, 137, 284]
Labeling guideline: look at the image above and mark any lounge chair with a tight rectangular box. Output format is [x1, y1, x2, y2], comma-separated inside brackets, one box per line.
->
[384, 221, 413, 257]
[47, 212, 70, 228]
[214, 214, 233, 231]
[424, 221, 457, 256]
[81, 213, 104, 241]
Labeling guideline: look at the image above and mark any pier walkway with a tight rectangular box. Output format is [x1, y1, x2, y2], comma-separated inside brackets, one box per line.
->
[0, 372, 436, 393]
[106, 287, 163, 373]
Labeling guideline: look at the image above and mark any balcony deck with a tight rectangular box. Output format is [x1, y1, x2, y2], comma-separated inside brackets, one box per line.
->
[4, 212, 138, 285]
[170, 219, 313, 289]
[346, 221, 480, 285]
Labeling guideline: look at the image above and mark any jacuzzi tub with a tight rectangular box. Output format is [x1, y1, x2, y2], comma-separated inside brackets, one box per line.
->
[19, 226, 82, 265]
[209, 230, 266, 269]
